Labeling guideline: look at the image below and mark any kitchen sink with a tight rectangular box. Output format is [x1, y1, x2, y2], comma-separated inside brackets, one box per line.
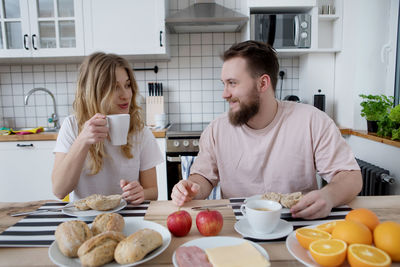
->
[11, 127, 59, 133]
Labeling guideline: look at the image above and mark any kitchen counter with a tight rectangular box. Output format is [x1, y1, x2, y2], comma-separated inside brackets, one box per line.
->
[0, 196, 399, 266]
[0, 128, 166, 142]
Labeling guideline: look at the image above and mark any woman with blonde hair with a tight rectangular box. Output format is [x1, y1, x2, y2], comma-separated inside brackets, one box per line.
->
[52, 52, 163, 204]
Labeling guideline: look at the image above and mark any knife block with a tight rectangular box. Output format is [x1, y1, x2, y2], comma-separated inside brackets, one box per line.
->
[146, 96, 164, 126]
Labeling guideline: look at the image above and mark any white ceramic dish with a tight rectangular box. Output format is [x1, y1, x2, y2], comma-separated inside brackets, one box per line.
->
[235, 218, 293, 240]
[62, 199, 127, 217]
[286, 224, 350, 267]
[48, 218, 171, 267]
[172, 236, 269, 267]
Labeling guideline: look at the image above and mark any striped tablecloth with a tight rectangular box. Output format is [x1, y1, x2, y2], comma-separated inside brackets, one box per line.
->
[229, 198, 352, 242]
[0, 201, 150, 247]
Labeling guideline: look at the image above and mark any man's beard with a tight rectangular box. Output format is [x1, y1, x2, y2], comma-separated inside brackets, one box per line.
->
[228, 88, 260, 126]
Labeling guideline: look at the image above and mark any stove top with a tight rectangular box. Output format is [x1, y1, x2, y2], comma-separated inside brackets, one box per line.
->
[166, 123, 209, 137]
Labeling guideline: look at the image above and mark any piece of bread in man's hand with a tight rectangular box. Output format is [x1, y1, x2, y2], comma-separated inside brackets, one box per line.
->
[280, 192, 303, 208]
[261, 191, 303, 208]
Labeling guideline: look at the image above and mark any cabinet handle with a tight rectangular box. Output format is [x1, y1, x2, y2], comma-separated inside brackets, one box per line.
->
[16, 143, 34, 147]
[167, 156, 181, 162]
[23, 34, 29, 50]
[159, 31, 163, 47]
[32, 34, 38, 50]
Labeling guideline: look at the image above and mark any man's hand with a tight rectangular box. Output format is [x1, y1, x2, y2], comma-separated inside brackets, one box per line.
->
[120, 179, 144, 205]
[171, 180, 200, 206]
[290, 189, 334, 219]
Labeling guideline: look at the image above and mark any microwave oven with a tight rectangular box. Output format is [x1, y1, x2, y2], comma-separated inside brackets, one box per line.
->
[250, 13, 311, 49]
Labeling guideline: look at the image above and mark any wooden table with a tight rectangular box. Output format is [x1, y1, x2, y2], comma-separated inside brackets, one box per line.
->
[0, 196, 399, 266]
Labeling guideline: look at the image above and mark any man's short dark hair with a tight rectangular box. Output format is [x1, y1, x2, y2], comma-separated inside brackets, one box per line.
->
[222, 40, 279, 91]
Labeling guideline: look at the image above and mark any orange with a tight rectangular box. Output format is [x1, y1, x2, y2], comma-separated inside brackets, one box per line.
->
[309, 239, 347, 267]
[296, 227, 331, 249]
[316, 220, 343, 234]
[345, 208, 380, 231]
[347, 244, 391, 267]
[332, 220, 372, 245]
[373, 221, 400, 261]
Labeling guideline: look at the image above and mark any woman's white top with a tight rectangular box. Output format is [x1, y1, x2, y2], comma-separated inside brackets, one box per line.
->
[54, 115, 163, 201]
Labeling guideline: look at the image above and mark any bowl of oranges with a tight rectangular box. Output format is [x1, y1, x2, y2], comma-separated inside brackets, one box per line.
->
[286, 208, 400, 266]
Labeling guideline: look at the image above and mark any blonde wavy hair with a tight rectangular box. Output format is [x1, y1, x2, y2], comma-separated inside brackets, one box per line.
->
[73, 52, 144, 175]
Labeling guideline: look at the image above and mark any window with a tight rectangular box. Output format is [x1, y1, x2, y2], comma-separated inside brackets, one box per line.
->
[395, 3, 400, 106]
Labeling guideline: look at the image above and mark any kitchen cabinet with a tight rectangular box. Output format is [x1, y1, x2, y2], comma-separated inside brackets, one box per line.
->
[0, 0, 84, 59]
[83, 0, 168, 59]
[0, 141, 56, 202]
[156, 138, 167, 200]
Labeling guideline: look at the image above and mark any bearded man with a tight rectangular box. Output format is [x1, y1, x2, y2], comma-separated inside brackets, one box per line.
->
[171, 41, 362, 219]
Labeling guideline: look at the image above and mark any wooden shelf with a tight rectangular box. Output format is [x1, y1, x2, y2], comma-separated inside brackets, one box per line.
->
[340, 129, 400, 148]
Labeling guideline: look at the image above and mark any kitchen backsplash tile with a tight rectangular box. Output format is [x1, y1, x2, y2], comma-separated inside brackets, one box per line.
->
[0, 0, 300, 128]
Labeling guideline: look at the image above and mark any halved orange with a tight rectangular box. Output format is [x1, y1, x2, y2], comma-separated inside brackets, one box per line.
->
[316, 220, 343, 234]
[348, 244, 391, 267]
[296, 227, 332, 249]
[309, 239, 347, 267]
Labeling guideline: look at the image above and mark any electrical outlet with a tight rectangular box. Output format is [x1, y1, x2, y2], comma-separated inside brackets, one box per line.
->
[279, 68, 287, 78]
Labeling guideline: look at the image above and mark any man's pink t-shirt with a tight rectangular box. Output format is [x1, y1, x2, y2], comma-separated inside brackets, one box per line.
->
[190, 101, 360, 198]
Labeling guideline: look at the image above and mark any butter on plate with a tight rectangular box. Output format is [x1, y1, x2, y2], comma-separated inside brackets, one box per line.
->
[205, 241, 270, 267]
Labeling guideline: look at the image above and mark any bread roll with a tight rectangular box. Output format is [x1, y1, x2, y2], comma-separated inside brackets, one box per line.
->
[114, 228, 163, 264]
[74, 194, 100, 210]
[78, 231, 125, 267]
[280, 192, 303, 208]
[55, 220, 92, 257]
[261, 192, 281, 203]
[91, 213, 125, 236]
[86, 194, 122, 211]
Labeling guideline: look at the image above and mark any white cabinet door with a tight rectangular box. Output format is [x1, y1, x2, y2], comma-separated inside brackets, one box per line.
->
[83, 0, 167, 56]
[28, 0, 85, 57]
[0, 0, 84, 58]
[0, 0, 31, 58]
[156, 138, 167, 200]
[0, 141, 57, 202]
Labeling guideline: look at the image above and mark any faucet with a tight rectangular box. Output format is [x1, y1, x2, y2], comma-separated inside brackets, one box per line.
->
[24, 87, 60, 131]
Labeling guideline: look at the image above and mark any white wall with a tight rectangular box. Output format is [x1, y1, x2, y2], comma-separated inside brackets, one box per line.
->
[335, 0, 400, 195]
[334, 0, 397, 129]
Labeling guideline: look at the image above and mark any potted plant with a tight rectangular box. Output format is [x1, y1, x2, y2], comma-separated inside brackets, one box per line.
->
[359, 94, 394, 133]
[389, 104, 400, 140]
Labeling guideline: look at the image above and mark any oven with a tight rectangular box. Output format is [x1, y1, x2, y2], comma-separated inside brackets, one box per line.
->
[165, 123, 209, 200]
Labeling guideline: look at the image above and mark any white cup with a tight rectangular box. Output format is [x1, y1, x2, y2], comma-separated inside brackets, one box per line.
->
[106, 114, 130, 146]
[240, 199, 282, 234]
[155, 113, 167, 128]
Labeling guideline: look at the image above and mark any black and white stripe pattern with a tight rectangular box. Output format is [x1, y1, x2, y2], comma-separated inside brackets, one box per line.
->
[230, 198, 352, 243]
[0, 201, 150, 247]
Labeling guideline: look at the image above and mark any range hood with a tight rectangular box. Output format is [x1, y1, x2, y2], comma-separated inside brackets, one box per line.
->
[165, 2, 248, 34]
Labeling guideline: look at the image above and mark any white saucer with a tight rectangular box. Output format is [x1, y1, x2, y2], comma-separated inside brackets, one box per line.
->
[234, 218, 293, 240]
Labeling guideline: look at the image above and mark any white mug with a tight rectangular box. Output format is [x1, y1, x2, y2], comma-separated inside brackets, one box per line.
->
[240, 199, 282, 234]
[106, 114, 130, 146]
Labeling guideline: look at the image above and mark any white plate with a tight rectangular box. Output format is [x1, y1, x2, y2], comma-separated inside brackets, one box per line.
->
[62, 199, 127, 217]
[172, 236, 269, 267]
[235, 218, 293, 240]
[286, 224, 350, 267]
[48, 218, 171, 267]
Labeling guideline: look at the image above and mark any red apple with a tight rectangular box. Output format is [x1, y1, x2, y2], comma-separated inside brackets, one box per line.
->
[196, 209, 223, 236]
[167, 210, 192, 237]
